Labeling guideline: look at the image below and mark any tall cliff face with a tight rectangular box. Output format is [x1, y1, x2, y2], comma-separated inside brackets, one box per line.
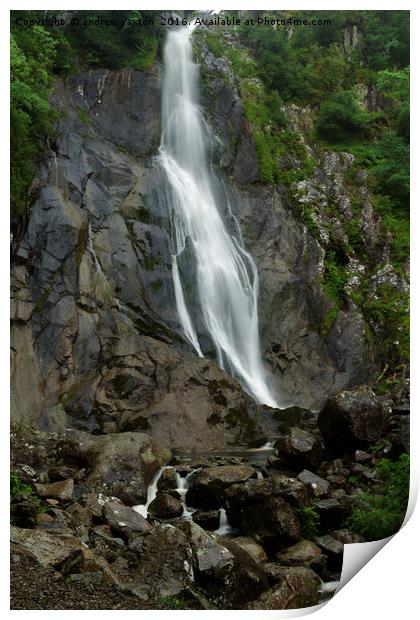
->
[11, 41, 390, 444]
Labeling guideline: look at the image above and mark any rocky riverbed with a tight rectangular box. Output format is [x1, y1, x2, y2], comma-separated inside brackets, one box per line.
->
[10, 385, 409, 610]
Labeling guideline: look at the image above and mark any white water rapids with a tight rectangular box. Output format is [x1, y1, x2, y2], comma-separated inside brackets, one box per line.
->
[157, 26, 278, 408]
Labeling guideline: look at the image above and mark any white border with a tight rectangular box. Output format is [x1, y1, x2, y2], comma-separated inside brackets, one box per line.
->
[2, 2, 418, 619]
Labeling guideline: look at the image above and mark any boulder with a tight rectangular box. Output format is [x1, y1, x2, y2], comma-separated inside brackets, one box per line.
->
[186, 465, 256, 509]
[148, 492, 183, 519]
[247, 566, 321, 609]
[318, 387, 389, 451]
[103, 501, 151, 536]
[35, 479, 74, 502]
[225, 478, 302, 548]
[297, 470, 330, 497]
[275, 427, 324, 468]
[275, 540, 322, 566]
[58, 429, 171, 505]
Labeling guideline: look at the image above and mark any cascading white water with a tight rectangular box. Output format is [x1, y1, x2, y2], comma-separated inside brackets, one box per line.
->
[158, 26, 278, 409]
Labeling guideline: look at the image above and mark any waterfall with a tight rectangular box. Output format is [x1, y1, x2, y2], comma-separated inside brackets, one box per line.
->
[157, 26, 278, 409]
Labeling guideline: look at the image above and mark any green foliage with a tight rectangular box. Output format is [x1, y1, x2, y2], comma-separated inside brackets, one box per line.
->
[10, 470, 33, 497]
[297, 504, 321, 539]
[345, 454, 410, 540]
[161, 595, 188, 610]
[373, 131, 409, 208]
[10, 470, 47, 520]
[315, 91, 375, 142]
[10, 23, 58, 214]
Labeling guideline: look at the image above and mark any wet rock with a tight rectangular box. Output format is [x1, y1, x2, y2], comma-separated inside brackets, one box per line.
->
[275, 540, 322, 566]
[148, 492, 183, 519]
[186, 465, 256, 509]
[35, 479, 74, 502]
[275, 427, 324, 468]
[247, 566, 321, 609]
[225, 478, 302, 548]
[297, 469, 331, 497]
[192, 510, 221, 531]
[318, 387, 389, 451]
[230, 537, 268, 563]
[103, 502, 151, 536]
[157, 468, 178, 491]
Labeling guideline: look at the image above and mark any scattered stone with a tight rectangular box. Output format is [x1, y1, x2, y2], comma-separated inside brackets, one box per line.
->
[35, 479, 74, 502]
[247, 566, 321, 609]
[148, 492, 183, 519]
[297, 469, 330, 497]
